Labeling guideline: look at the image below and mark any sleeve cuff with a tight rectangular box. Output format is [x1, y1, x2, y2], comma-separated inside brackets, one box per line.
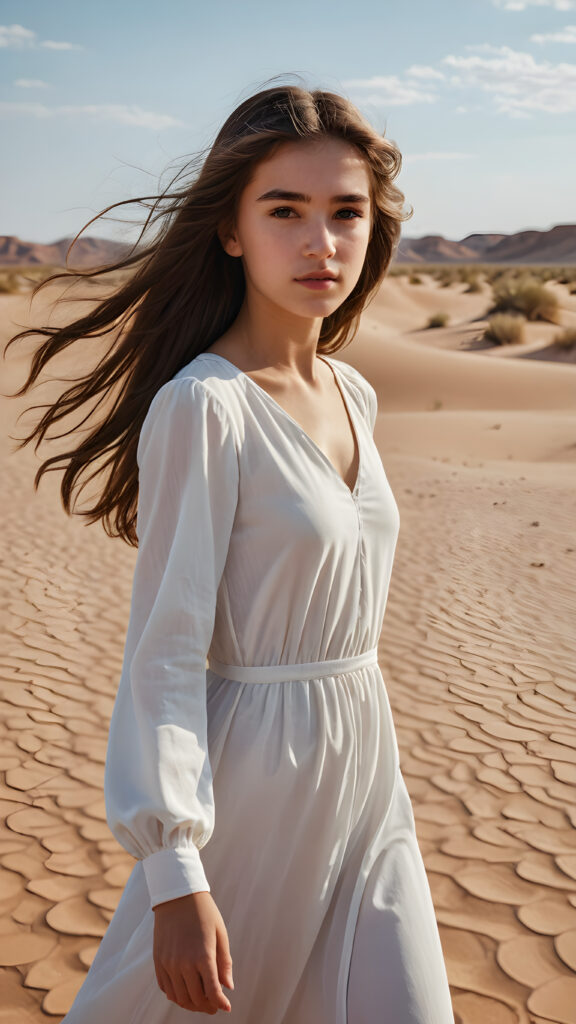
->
[142, 846, 210, 909]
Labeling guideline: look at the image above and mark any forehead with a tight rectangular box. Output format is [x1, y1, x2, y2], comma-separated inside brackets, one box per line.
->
[246, 137, 371, 195]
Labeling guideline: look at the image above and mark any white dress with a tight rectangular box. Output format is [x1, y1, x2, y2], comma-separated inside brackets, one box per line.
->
[62, 352, 454, 1024]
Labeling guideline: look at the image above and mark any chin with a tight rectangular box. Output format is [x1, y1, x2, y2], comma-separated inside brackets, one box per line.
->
[298, 292, 344, 310]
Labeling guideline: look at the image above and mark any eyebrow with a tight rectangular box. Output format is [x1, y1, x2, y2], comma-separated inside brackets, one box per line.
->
[256, 189, 370, 204]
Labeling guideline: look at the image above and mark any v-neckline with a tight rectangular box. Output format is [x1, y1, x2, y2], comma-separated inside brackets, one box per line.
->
[200, 352, 362, 500]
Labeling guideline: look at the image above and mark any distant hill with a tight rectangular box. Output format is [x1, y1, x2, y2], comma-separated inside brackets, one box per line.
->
[395, 223, 576, 265]
[2, 222, 575, 267]
[0, 235, 133, 268]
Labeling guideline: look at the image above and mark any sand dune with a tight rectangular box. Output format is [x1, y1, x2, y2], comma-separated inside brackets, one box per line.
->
[0, 275, 575, 1022]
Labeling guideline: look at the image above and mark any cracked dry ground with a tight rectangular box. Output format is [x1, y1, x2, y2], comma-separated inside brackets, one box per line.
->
[0, 365, 575, 1021]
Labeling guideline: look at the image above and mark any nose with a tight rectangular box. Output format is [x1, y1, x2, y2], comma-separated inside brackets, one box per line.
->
[303, 219, 336, 260]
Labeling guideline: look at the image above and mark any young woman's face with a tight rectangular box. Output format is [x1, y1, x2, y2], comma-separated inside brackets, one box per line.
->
[222, 137, 373, 323]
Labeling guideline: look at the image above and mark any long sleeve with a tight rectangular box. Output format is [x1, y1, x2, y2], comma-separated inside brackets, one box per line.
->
[103, 376, 240, 909]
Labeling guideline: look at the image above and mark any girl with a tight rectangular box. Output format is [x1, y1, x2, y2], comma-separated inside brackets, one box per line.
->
[7, 83, 455, 1022]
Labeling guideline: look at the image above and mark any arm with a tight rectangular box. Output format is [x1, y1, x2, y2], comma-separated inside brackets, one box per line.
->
[104, 376, 239, 910]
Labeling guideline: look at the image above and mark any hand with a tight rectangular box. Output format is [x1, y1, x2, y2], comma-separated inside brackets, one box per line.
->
[153, 890, 234, 1014]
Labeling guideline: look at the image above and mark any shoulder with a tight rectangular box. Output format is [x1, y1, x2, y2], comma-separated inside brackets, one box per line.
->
[327, 356, 378, 430]
[138, 358, 241, 465]
[147, 354, 242, 423]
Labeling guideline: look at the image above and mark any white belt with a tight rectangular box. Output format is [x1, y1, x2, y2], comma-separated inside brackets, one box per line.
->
[207, 646, 379, 684]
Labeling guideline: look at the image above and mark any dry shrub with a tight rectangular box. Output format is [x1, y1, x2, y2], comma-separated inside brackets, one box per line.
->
[483, 313, 526, 345]
[556, 270, 576, 286]
[434, 267, 458, 287]
[489, 273, 560, 323]
[464, 276, 482, 293]
[20, 264, 60, 285]
[0, 272, 20, 294]
[457, 266, 478, 284]
[426, 311, 449, 328]
[553, 326, 576, 349]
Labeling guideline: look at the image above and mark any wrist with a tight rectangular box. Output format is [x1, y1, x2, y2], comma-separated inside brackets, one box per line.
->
[152, 890, 211, 911]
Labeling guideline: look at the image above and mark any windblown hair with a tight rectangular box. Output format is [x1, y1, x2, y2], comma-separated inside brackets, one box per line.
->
[5, 82, 413, 546]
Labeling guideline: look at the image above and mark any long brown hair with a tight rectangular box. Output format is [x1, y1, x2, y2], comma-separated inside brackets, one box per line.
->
[5, 82, 413, 546]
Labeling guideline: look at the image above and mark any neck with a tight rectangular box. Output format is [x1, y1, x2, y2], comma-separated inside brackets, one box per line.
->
[226, 295, 324, 380]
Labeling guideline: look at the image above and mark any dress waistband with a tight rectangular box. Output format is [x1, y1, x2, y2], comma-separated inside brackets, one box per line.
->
[207, 646, 379, 684]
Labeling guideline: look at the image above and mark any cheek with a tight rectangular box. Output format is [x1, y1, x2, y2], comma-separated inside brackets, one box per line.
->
[344, 225, 371, 264]
[245, 221, 292, 260]
[240, 230, 293, 288]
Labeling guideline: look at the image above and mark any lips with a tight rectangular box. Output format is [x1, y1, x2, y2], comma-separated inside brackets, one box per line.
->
[296, 272, 338, 281]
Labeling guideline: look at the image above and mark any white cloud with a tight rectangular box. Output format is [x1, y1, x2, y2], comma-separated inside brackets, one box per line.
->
[41, 39, 79, 51]
[442, 44, 576, 115]
[337, 40, 576, 120]
[0, 23, 80, 50]
[0, 24, 36, 47]
[15, 78, 49, 88]
[405, 65, 446, 80]
[341, 75, 437, 105]
[531, 23, 576, 41]
[492, 0, 576, 9]
[0, 102, 184, 129]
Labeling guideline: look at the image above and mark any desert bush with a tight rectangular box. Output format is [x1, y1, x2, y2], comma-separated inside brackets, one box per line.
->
[553, 327, 576, 349]
[465, 278, 482, 293]
[489, 273, 560, 323]
[409, 273, 422, 284]
[0, 263, 63, 290]
[457, 266, 479, 284]
[0, 272, 20, 294]
[392, 262, 576, 289]
[486, 269, 508, 287]
[483, 313, 525, 345]
[426, 312, 450, 328]
[542, 267, 559, 283]
[436, 268, 458, 287]
[463, 272, 482, 292]
[22, 264, 59, 284]
[555, 269, 576, 285]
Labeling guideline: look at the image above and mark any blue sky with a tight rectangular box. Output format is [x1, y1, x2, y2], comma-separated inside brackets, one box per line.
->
[1, 0, 575, 244]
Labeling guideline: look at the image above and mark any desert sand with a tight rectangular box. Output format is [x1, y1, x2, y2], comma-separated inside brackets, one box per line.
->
[0, 270, 575, 1023]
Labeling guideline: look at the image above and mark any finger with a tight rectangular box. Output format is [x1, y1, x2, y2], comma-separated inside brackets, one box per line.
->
[198, 960, 232, 1012]
[171, 969, 200, 1012]
[182, 967, 215, 1013]
[156, 963, 178, 1005]
[216, 928, 234, 990]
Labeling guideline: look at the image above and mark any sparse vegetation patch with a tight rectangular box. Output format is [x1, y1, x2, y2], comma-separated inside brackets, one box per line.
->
[482, 313, 526, 346]
[486, 273, 561, 323]
[553, 327, 576, 349]
[426, 312, 450, 329]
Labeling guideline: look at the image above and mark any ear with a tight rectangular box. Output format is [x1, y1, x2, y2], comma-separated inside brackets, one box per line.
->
[218, 223, 243, 258]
